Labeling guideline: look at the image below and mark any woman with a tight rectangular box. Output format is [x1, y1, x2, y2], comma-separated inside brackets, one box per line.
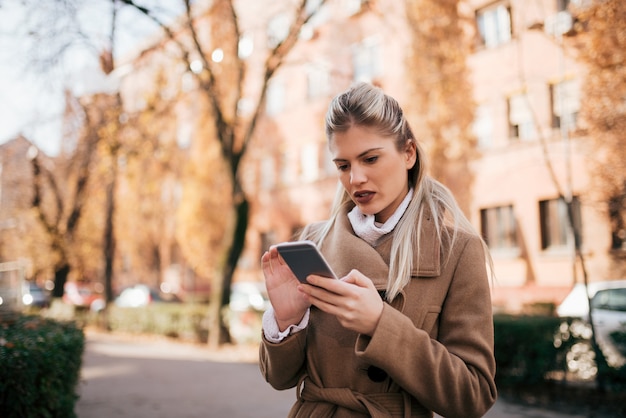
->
[259, 82, 497, 418]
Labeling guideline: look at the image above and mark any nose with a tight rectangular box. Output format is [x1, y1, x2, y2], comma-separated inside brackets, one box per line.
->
[350, 166, 366, 185]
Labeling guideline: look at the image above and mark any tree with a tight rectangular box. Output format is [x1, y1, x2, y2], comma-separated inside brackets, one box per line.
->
[569, 0, 626, 391]
[114, 71, 186, 294]
[114, 0, 328, 346]
[404, 0, 477, 213]
[0, 137, 55, 280]
[8, 0, 328, 345]
[574, 0, 626, 261]
[28, 93, 110, 298]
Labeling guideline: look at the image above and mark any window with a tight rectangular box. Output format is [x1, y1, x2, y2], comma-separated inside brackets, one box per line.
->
[306, 64, 330, 100]
[280, 149, 296, 186]
[476, 3, 512, 48]
[557, 0, 573, 12]
[508, 94, 536, 141]
[480, 205, 518, 251]
[321, 142, 336, 177]
[266, 79, 285, 116]
[539, 196, 582, 250]
[300, 143, 319, 182]
[551, 79, 580, 132]
[352, 38, 383, 83]
[473, 104, 494, 148]
[591, 288, 626, 312]
[608, 194, 626, 250]
[260, 157, 276, 191]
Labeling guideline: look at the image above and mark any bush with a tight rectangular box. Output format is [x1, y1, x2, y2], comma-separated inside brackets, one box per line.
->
[0, 315, 85, 418]
[494, 314, 571, 386]
[82, 302, 264, 344]
[494, 314, 626, 415]
[98, 303, 211, 342]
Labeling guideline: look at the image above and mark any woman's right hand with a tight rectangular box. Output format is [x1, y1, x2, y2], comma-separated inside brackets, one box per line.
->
[261, 245, 311, 331]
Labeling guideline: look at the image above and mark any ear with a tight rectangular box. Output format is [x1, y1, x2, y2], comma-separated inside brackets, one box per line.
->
[405, 141, 417, 169]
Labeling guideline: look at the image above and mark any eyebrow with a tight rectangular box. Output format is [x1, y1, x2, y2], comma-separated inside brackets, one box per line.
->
[332, 147, 384, 162]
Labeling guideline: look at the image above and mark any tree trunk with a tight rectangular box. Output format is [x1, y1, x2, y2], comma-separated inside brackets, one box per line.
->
[207, 196, 249, 348]
[103, 157, 118, 305]
[51, 263, 70, 298]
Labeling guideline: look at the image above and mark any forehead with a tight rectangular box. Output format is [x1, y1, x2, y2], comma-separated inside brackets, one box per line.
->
[329, 125, 395, 153]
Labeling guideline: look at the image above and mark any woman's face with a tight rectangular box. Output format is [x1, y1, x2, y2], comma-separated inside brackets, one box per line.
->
[330, 124, 416, 223]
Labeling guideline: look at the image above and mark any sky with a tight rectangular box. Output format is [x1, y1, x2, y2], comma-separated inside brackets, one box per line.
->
[0, 0, 171, 156]
[0, 1, 65, 155]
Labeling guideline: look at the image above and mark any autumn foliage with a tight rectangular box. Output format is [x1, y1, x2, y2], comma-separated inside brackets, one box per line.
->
[573, 0, 626, 253]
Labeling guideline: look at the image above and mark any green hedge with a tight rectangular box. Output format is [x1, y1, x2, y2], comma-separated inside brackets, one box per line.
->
[494, 314, 570, 385]
[81, 303, 264, 344]
[100, 303, 211, 342]
[0, 315, 85, 418]
[494, 314, 626, 390]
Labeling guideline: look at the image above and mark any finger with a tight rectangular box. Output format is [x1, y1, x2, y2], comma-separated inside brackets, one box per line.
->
[300, 283, 347, 310]
[306, 275, 346, 295]
[268, 245, 289, 267]
[343, 269, 375, 289]
[261, 251, 277, 275]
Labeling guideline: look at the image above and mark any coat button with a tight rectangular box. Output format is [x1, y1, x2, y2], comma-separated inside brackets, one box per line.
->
[367, 366, 388, 382]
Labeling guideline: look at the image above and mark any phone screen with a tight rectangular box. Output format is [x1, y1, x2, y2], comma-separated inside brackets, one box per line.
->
[276, 240, 337, 282]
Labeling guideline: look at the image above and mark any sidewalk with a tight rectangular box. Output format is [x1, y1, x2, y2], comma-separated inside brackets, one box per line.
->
[76, 330, 586, 418]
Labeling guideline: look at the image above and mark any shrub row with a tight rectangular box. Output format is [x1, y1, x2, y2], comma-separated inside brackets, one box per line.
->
[494, 314, 626, 390]
[0, 315, 84, 418]
[94, 303, 212, 342]
[78, 302, 264, 344]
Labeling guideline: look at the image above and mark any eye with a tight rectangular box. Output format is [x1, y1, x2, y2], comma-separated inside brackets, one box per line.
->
[336, 163, 349, 172]
[364, 155, 378, 164]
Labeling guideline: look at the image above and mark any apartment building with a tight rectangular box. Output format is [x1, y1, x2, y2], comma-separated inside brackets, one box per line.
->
[238, 0, 624, 312]
[467, 0, 595, 310]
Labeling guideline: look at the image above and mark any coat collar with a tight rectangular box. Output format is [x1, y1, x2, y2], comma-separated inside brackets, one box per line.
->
[317, 202, 441, 292]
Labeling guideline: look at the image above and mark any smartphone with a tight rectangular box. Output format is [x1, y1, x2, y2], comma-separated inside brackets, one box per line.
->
[276, 240, 337, 283]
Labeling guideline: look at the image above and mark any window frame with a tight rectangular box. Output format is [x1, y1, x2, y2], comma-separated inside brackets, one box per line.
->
[539, 196, 582, 251]
[507, 93, 536, 141]
[550, 79, 580, 132]
[475, 2, 513, 48]
[480, 204, 519, 253]
[351, 37, 383, 83]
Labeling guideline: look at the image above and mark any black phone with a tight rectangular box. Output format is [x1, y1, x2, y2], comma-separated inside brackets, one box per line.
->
[275, 240, 338, 282]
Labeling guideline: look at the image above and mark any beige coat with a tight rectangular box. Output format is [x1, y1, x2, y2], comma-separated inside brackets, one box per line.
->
[259, 204, 497, 418]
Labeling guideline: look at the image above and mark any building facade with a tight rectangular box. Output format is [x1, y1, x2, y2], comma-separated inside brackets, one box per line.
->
[237, 0, 625, 312]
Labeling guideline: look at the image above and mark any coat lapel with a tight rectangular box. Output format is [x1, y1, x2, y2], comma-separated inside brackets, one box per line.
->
[316, 203, 441, 290]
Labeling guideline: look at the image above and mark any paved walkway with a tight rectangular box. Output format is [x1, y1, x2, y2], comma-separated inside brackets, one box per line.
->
[76, 330, 587, 418]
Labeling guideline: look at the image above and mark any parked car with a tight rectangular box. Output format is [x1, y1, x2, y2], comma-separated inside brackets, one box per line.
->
[63, 281, 104, 311]
[229, 281, 271, 312]
[115, 284, 180, 307]
[22, 281, 50, 308]
[228, 281, 271, 344]
[557, 280, 626, 368]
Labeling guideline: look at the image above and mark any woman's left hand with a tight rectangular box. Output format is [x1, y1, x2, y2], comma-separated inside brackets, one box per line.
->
[299, 269, 384, 336]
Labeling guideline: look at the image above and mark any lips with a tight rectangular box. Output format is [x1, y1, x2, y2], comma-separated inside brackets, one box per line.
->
[353, 190, 375, 204]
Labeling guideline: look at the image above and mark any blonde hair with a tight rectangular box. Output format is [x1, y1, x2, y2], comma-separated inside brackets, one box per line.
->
[310, 82, 493, 301]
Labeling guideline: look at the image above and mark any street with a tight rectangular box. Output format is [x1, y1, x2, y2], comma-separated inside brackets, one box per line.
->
[76, 330, 587, 418]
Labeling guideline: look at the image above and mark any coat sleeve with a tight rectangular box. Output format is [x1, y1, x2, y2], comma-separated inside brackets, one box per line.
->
[355, 235, 497, 418]
[259, 327, 308, 390]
